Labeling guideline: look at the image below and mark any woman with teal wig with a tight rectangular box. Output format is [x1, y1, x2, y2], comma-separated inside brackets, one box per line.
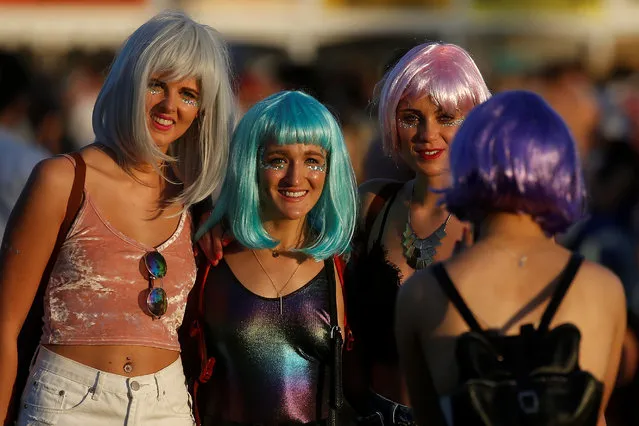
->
[188, 91, 357, 425]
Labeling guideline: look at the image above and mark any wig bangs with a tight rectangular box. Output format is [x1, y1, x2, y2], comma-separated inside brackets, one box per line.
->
[145, 25, 221, 109]
[259, 95, 335, 154]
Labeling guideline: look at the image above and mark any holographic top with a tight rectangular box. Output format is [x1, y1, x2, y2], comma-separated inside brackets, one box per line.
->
[41, 185, 197, 351]
[200, 259, 332, 425]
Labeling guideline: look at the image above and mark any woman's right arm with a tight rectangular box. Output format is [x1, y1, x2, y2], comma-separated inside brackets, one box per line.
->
[0, 157, 74, 421]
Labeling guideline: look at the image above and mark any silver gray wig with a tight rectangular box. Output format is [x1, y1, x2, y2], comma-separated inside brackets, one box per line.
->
[92, 10, 235, 207]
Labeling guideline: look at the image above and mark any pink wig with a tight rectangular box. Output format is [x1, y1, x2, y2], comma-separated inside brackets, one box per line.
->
[377, 42, 490, 155]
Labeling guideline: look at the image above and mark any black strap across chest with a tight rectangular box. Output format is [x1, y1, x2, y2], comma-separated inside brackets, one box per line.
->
[432, 253, 585, 335]
[362, 182, 403, 248]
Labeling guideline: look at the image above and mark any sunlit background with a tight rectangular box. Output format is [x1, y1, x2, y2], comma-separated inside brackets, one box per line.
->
[4, 0, 639, 181]
[2, 2, 639, 424]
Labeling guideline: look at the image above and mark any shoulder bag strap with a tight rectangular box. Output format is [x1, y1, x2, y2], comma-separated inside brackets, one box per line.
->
[9, 153, 85, 425]
[325, 258, 343, 426]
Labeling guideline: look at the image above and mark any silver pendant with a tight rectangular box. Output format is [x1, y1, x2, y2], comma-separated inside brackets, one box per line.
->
[401, 214, 451, 270]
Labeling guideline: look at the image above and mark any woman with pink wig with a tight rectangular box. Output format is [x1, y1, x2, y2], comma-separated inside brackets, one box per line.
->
[344, 42, 491, 425]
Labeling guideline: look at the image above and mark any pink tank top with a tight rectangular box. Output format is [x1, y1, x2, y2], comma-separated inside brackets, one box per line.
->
[41, 177, 197, 351]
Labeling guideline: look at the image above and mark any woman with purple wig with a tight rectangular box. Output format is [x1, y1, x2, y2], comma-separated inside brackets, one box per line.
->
[344, 42, 490, 425]
[395, 90, 626, 425]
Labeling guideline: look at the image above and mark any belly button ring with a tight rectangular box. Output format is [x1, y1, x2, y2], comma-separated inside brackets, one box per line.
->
[123, 362, 133, 374]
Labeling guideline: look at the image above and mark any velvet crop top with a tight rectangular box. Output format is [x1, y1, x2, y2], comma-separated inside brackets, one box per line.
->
[41, 186, 197, 351]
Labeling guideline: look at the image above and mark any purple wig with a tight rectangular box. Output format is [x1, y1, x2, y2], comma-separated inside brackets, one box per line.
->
[377, 42, 490, 156]
[444, 90, 586, 235]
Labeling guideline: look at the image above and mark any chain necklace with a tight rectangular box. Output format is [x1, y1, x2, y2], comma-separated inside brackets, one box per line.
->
[401, 186, 452, 270]
[483, 241, 529, 268]
[251, 250, 303, 314]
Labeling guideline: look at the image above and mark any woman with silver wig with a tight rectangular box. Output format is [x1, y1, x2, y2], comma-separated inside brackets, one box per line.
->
[0, 11, 234, 425]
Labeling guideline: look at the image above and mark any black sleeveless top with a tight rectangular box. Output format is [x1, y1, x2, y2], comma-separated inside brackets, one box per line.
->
[431, 254, 604, 426]
[199, 259, 332, 425]
[346, 183, 404, 365]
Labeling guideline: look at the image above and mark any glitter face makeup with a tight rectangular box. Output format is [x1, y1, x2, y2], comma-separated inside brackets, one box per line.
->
[258, 147, 327, 173]
[147, 78, 201, 108]
[145, 74, 201, 150]
[442, 118, 464, 127]
[258, 142, 328, 222]
[395, 95, 463, 177]
[397, 114, 464, 129]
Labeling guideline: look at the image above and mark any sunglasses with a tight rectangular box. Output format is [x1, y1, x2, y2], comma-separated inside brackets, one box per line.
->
[143, 251, 168, 319]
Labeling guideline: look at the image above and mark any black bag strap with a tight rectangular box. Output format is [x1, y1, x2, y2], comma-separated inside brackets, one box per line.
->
[432, 263, 483, 333]
[7, 152, 85, 425]
[325, 258, 343, 426]
[538, 253, 584, 333]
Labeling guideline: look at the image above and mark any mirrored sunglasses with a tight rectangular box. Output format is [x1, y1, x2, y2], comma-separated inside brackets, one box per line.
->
[143, 251, 168, 319]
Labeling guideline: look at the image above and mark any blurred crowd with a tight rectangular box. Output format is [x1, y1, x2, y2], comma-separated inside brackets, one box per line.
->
[2, 40, 639, 424]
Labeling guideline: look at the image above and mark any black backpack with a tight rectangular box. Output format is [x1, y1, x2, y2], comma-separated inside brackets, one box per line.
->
[431, 254, 604, 426]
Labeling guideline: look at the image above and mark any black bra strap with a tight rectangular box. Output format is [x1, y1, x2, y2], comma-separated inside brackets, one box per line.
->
[538, 253, 584, 333]
[432, 263, 483, 333]
[374, 188, 401, 246]
[362, 182, 402, 246]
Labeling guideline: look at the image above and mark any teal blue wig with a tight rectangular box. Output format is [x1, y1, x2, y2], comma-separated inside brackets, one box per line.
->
[195, 91, 358, 260]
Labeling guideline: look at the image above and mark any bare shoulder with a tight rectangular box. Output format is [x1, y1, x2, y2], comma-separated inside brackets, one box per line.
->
[29, 156, 76, 200]
[358, 178, 405, 219]
[576, 259, 626, 312]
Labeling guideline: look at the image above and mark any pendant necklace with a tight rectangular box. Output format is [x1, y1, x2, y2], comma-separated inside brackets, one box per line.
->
[485, 242, 529, 268]
[251, 250, 303, 314]
[401, 186, 452, 270]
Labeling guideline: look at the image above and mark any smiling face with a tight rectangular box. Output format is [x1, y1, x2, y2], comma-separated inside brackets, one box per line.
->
[258, 141, 328, 223]
[396, 94, 465, 178]
[145, 73, 201, 152]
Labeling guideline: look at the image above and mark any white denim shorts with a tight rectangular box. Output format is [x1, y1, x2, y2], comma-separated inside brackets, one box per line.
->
[17, 346, 195, 426]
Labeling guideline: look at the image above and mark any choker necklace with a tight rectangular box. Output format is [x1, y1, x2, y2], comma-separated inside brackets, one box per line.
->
[401, 188, 452, 270]
[252, 250, 303, 314]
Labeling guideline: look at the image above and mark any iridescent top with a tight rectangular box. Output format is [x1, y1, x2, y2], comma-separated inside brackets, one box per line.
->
[200, 259, 332, 425]
[41, 163, 197, 350]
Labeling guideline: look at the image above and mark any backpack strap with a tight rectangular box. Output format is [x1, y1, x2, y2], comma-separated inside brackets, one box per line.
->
[8, 153, 85, 425]
[537, 253, 584, 333]
[432, 263, 483, 333]
[363, 182, 403, 244]
[326, 257, 343, 426]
